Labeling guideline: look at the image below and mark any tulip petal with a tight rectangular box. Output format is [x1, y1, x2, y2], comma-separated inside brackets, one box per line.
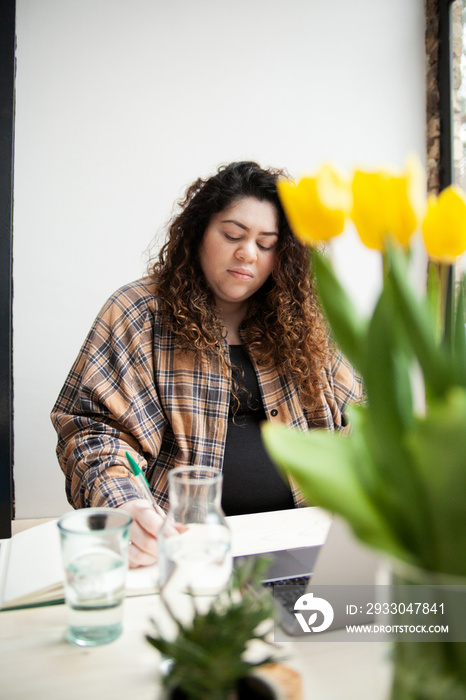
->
[386, 176, 418, 247]
[351, 171, 387, 251]
[351, 157, 424, 252]
[277, 179, 316, 245]
[277, 165, 349, 246]
[316, 163, 352, 213]
[422, 186, 466, 263]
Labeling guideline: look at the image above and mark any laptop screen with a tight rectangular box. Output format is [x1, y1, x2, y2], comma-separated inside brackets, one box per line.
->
[234, 544, 321, 584]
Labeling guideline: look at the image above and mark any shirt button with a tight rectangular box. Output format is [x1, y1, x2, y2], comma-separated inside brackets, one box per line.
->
[271, 409, 278, 417]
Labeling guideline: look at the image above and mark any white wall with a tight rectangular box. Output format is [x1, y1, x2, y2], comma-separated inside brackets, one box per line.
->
[13, 0, 426, 518]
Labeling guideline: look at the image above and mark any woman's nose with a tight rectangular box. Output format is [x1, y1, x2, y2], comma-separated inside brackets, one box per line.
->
[235, 241, 257, 262]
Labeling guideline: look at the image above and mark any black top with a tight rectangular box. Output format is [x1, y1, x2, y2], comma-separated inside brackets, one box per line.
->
[221, 345, 295, 516]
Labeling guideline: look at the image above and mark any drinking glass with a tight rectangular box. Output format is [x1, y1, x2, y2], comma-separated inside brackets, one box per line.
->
[157, 467, 232, 628]
[58, 508, 132, 647]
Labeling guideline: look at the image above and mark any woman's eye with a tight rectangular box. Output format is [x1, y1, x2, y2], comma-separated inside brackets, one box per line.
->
[223, 232, 275, 251]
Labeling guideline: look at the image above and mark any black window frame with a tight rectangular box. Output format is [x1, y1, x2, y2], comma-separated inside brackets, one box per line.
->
[0, 0, 15, 537]
[438, 0, 455, 190]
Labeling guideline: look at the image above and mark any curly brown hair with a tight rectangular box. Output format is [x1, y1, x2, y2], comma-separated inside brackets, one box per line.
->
[148, 161, 329, 410]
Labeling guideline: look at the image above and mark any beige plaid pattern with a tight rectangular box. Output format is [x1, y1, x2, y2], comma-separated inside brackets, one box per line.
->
[51, 278, 364, 511]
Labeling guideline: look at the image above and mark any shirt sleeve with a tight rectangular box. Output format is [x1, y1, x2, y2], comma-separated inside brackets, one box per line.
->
[51, 280, 166, 509]
[326, 349, 365, 432]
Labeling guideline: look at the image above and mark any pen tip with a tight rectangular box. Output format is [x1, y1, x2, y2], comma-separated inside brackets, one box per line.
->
[125, 451, 140, 475]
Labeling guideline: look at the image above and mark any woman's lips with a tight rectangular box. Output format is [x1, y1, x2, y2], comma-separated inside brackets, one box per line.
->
[228, 269, 254, 281]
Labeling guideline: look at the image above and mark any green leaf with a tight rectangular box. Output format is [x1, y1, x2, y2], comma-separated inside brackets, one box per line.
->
[426, 260, 442, 343]
[353, 281, 438, 561]
[262, 422, 410, 561]
[453, 275, 466, 387]
[345, 402, 434, 564]
[406, 387, 466, 577]
[312, 249, 367, 372]
[387, 243, 453, 398]
[342, 404, 381, 493]
[364, 280, 414, 434]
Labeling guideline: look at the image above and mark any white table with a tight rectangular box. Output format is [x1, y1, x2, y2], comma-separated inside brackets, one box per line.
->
[0, 508, 392, 699]
[0, 593, 392, 699]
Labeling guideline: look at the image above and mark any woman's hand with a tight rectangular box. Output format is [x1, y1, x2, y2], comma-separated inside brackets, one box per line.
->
[117, 498, 164, 568]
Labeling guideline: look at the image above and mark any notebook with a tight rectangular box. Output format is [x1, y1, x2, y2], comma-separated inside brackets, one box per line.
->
[0, 520, 160, 611]
[0, 507, 330, 611]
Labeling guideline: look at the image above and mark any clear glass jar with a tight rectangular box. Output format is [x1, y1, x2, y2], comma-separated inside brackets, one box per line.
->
[157, 466, 232, 626]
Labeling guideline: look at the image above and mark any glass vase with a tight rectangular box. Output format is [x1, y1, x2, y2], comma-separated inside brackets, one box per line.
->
[157, 466, 232, 628]
[387, 559, 466, 700]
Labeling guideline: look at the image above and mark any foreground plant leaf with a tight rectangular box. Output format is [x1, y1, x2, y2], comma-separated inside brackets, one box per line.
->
[261, 422, 410, 562]
[387, 243, 454, 399]
[452, 276, 466, 386]
[311, 249, 367, 371]
[347, 404, 432, 565]
[357, 286, 437, 564]
[406, 387, 466, 577]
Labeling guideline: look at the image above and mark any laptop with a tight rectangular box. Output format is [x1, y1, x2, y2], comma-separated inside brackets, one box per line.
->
[236, 517, 380, 637]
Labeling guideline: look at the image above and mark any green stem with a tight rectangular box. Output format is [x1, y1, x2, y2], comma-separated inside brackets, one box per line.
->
[437, 262, 455, 349]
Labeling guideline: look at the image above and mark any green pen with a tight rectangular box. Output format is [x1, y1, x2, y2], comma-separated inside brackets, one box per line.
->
[125, 451, 166, 517]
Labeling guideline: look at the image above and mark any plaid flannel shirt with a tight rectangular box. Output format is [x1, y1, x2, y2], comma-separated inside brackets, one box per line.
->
[51, 277, 364, 512]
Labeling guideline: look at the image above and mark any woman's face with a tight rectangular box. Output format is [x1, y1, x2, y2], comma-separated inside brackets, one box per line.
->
[198, 196, 279, 312]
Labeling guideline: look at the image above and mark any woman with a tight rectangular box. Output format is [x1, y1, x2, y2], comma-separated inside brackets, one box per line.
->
[51, 161, 363, 567]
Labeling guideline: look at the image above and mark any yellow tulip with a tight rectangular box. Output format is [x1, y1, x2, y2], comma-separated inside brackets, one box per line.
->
[422, 185, 466, 263]
[351, 156, 424, 252]
[277, 164, 351, 246]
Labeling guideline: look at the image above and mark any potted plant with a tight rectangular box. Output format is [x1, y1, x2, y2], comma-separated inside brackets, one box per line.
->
[146, 557, 287, 700]
[262, 159, 466, 700]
